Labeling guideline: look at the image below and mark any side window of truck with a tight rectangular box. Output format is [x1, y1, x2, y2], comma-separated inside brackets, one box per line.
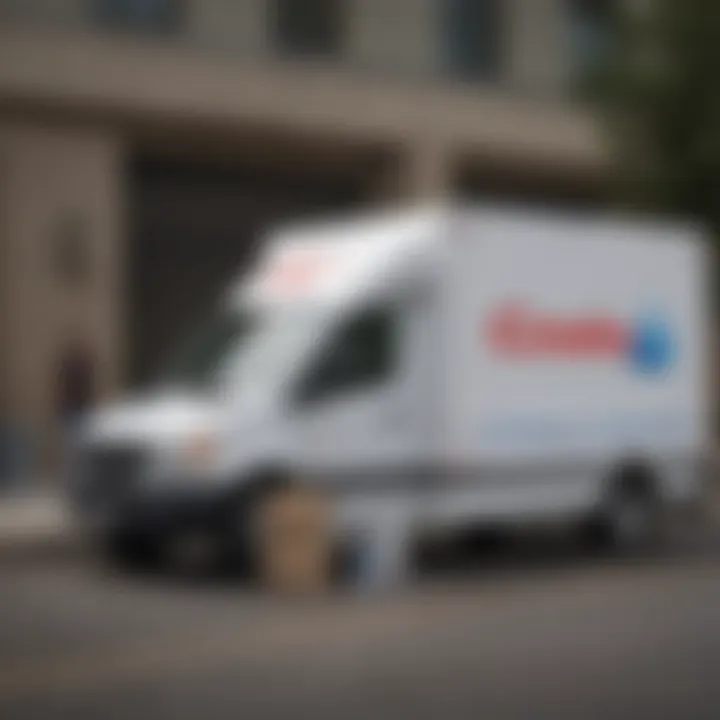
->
[295, 306, 398, 407]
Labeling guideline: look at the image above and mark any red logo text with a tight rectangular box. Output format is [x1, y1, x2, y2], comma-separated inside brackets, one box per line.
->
[485, 303, 629, 358]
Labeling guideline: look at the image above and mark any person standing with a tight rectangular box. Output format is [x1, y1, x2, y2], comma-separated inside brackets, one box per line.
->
[57, 342, 96, 442]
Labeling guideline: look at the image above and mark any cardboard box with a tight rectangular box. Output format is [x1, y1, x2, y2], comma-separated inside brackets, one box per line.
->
[257, 487, 331, 595]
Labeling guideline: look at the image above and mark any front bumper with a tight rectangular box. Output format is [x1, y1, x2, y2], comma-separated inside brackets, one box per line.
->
[76, 480, 233, 540]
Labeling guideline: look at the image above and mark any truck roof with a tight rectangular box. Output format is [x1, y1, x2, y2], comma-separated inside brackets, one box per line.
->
[266, 202, 704, 247]
[233, 208, 442, 308]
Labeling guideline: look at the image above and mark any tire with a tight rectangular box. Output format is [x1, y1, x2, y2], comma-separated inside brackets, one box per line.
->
[102, 530, 162, 573]
[219, 495, 256, 577]
[584, 467, 662, 555]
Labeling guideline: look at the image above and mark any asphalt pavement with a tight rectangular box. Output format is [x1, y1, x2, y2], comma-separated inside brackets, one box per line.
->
[1, 521, 720, 720]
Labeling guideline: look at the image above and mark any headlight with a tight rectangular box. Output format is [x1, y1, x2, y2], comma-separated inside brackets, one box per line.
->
[179, 431, 217, 473]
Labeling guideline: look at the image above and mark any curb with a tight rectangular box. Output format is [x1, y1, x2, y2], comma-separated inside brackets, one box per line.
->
[0, 496, 85, 566]
[0, 527, 85, 566]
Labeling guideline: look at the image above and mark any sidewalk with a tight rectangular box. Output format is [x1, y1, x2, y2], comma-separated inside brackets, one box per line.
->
[0, 490, 78, 563]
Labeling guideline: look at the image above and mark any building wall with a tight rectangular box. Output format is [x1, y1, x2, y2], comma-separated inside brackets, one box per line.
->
[508, 0, 570, 96]
[0, 123, 124, 467]
[0, 0, 575, 97]
[0, 152, 8, 413]
[347, 0, 438, 77]
[187, 0, 268, 56]
[0, 27, 602, 169]
[0, 0, 87, 31]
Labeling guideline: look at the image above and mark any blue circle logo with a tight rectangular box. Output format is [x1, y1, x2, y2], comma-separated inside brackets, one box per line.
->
[630, 315, 675, 375]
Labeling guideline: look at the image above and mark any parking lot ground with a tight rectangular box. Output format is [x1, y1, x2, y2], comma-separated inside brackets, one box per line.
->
[1, 520, 720, 720]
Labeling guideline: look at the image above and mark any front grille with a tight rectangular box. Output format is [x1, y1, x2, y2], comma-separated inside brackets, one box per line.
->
[77, 444, 146, 509]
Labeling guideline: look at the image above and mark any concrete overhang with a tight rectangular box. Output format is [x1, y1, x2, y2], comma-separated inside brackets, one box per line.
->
[0, 27, 607, 178]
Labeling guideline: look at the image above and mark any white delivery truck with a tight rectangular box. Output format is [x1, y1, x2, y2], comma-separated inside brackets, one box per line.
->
[74, 206, 709, 569]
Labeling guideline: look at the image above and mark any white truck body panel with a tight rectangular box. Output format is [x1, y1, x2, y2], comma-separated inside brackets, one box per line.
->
[416, 209, 706, 526]
[441, 210, 706, 468]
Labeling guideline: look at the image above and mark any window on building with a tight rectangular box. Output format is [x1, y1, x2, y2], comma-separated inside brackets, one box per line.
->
[89, 0, 182, 35]
[568, 0, 618, 87]
[294, 306, 398, 406]
[443, 0, 504, 82]
[272, 0, 345, 59]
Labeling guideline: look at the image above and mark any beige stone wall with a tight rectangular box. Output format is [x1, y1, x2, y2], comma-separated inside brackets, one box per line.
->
[374, 140, 456, 204]
[0, 0, 571, 98]
[0, 123, 124, 468]
[0, 0, 87, 31]
[346, 0, 438, 76]
[187, 0, 268, 56]
[0, 151, 8, 410]
[347, 0, 570, 96]
[507, 0, 569, 97]
[0, 28, 603, 171]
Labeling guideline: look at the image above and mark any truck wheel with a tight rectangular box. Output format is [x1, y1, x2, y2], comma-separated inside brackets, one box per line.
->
[102, 531, 161, 573]
[585, 468, 662, 555]
[218, 497, 255, 576]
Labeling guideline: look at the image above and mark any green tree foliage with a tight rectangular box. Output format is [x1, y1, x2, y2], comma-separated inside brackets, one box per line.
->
[595, 0, 720, 232]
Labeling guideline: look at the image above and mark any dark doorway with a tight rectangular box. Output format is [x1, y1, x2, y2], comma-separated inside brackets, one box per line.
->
[128, 156, 366, 386]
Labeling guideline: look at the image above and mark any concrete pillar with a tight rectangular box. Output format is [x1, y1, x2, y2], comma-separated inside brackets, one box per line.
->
[0, 154, 9, 414]
[0, 123, 125, 476]
[375, 141, 455, 204]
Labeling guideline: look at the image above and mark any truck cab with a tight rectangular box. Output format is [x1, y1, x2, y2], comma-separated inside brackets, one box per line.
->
[74, 211, 441, 567]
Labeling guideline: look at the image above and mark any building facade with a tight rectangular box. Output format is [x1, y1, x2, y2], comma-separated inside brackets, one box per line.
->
[0, 0, 611, 471]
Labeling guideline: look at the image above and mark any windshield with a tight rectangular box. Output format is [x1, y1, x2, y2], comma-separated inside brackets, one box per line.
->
[158, 307, 255, 390]
[158, 303, 325, 397]
[216, 306, 325, 399]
